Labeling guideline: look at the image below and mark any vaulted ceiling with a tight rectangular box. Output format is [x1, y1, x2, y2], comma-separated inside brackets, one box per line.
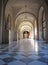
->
[3, 0, 48, 6]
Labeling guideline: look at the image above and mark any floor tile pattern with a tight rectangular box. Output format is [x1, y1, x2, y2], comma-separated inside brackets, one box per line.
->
[0, 39, 48, 65]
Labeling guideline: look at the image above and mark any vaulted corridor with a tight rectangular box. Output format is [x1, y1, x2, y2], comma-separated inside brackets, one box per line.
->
[0, 0, 48, 65]
[3, 0, 47, 43]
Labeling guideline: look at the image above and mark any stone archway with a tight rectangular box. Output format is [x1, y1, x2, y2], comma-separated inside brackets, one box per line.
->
[18, 22, 33, 39]
[15, 12, 37, 40]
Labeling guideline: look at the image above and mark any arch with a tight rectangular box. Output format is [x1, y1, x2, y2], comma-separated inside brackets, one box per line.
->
[18, 22, 34, 39]
[5, 9, 15, 43]
[15, 12, 37, 21]
[15, 12, 36, 30]
[15, 12, 37, 40]
[4, 14, 11, 43]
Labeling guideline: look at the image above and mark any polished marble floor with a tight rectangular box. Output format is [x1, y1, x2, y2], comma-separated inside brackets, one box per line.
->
[0, 39, 48, 65]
